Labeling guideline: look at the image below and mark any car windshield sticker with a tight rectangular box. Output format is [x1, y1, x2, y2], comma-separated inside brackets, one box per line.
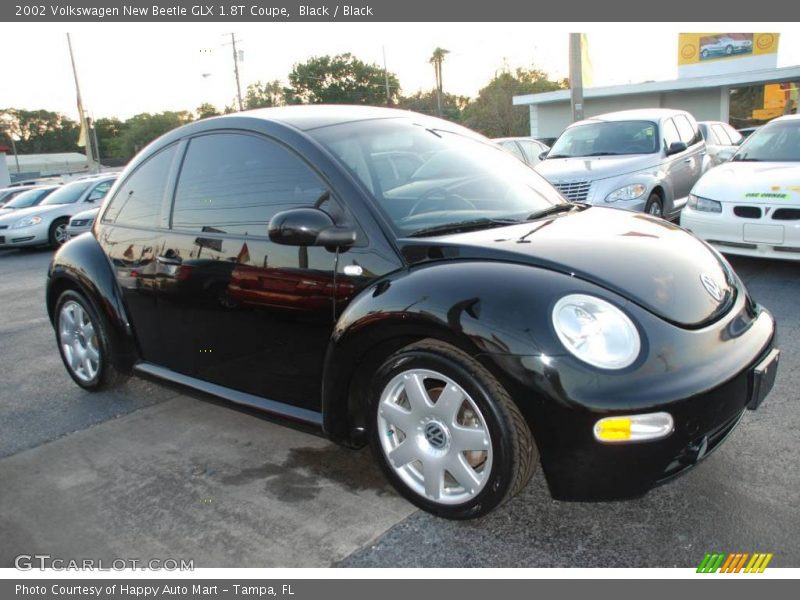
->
[745, 192, 789, 199]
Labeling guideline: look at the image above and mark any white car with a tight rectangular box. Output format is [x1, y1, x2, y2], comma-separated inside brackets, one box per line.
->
[0, 176, 115, 250]
[66, 206, 100, 239]
[681, 114, 800, 261]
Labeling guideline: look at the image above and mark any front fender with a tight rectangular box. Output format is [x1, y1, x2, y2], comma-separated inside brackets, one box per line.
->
[321, 260, 604, 444]
[46, 233, 138, 372]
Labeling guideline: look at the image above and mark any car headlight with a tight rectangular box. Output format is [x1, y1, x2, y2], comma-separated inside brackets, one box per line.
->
[605, 184, 647, 203]
[12, 215, 43, 229]
[552, 294, 641, 369]
[687, 193, 722, 213]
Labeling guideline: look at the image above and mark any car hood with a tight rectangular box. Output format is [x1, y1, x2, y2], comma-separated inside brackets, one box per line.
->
[399, 207, 735, 328]
[0, 203, 73, 225]
[535, 154, 661, 183]
[693, 161, 800, 204]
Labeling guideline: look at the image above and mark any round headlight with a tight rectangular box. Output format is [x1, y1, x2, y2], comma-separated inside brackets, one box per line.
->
[552, 294, 641, 369]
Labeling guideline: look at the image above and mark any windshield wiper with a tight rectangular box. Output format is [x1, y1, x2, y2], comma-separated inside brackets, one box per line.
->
[731, 156, 762, 162]
[545, 153, 573, 159]
[408, 218, 520, 238]
[585, 151, 624, 156]
[525, 203, 582, 221]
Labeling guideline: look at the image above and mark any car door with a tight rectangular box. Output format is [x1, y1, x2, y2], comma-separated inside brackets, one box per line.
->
[674, 114, 705, 190]
[97, 144, 181, 365]
[153, 131, 347, 411]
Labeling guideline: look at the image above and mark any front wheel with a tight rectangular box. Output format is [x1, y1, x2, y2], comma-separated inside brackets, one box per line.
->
[370, 339, 537, 519]
[48, 218, 70, 248]
[55, 290, 127, 391]
[645, 194, 664, 218]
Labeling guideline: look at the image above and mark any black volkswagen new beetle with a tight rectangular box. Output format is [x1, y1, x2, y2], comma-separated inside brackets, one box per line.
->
[47, 106, 779, 519]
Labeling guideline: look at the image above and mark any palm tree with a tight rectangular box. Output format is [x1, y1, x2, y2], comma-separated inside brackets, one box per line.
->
[429, 47, 450, 117]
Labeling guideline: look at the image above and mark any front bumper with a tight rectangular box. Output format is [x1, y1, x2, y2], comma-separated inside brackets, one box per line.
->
[488, 290, 777, 501]
[0, 223, 49, 248]
[681, 205, 800, 261]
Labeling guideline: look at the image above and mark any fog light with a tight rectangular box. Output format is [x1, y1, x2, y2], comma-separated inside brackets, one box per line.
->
[594, 412, 674, 443]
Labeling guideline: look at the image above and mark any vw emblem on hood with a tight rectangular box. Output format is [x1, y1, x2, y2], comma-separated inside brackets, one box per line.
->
[700, 274, 724, 302]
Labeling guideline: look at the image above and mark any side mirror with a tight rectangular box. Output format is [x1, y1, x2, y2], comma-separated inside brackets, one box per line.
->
[268, 208, 356, 248]
[538, 150, 549, 161]
[717, 148, 736, 162]
[666, 141, 688, 156]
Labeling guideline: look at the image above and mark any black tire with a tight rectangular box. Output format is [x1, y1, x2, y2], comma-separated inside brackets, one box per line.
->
[644, 193, 664, 218]
[54, 289, 128, 391]
[48, 218, 70, 248]
[369, 339, 538, 519]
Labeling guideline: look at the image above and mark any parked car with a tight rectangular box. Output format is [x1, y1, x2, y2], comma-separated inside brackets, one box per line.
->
[0, 185, 59, 217]
[536, 108, 709, 219]
[493, 137, 550, 167]
[0, 187, 30, 207]
[738, 126, 760, 139]
[47, 106, 778, 519]
[0, 176, 115, 250]
[681, 114, 800, 260]
[698, 121, 744, 166]
[66, 206, 100, 239]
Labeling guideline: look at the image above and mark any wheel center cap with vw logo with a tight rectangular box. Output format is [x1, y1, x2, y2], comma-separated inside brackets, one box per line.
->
[700, 273, 724, 302]
[423, 421, 448, 450]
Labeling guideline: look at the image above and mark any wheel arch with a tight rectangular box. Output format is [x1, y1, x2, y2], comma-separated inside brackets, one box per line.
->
[47, 234, 139, 373]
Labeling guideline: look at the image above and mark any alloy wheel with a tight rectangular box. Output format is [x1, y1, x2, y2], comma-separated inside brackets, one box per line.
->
[377, 368, 492, 505]
[59, 300, 100, 382]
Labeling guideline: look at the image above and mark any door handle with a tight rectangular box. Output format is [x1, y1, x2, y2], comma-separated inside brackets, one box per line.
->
[683, 158, 694, 164]
[157, 255, 182, 266]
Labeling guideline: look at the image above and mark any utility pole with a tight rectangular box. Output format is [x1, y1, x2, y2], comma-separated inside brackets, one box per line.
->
[569, 33, 585, 123]
[66, 33, 97, 172]
[382, 46, 391, 105]
[225, 33, 244, 111]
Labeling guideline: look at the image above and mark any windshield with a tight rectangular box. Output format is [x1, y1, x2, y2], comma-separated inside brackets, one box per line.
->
[548, 120, 659, 158]
[4, 187, 53, 209]
[40, 180, 92, 206]
[311, 118, 565, 237]
[732, 120, 800, 162]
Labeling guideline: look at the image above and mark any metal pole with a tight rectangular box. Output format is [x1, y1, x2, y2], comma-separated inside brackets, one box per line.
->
[10, 136, 20, 173]
[91, 116, 101, 165]
[66, 33, 97, 172]
[382, 46, 391, 105]
[231, 33, 244, 111]
[569, 33, 585, 123]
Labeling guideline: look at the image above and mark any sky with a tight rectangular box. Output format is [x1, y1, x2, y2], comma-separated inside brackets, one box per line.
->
[1, 22, 799, 121]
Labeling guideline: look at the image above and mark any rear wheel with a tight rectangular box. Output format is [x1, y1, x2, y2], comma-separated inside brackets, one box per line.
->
[370, 339, 537, 519]
[55, 290, 127, 391]
[48, 218, 69, 248]
[645, 193, 664, 218]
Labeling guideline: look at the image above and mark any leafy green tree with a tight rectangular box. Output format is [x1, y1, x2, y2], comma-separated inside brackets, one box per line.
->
[111, 111, 194, 160]
[429, 47, 450, 116]
[243, 81, 286, 109]
[93, 117, 124, 160]
[196, 103, 221, 119]
[0, 108, 80, 154]
[399, 90, 469, 123]
[285, 53, 400, 105]
[462, 68, 566, 137]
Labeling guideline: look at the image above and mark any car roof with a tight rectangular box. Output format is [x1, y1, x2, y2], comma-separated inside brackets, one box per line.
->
[771, 114, 800, 123]
[203, 105, 460, 132]
[574, 108, 691, 125]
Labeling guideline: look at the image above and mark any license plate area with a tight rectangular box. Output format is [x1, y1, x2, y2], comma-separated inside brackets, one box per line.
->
[749, 348, 780, 410]
[743, 224, 784, 244]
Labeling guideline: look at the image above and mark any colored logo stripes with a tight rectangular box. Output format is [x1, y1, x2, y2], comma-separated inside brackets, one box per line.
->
[697, 553, 773, 573]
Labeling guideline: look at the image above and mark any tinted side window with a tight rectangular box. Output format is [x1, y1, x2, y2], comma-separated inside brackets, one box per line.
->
[518, 140, 543, 164]
[87, 180, 113, 202]
[674, 115, 697, 145]
[500, 141, 525, 162]
[103, 145, 177, 227]
[171, 133, 329, 237]
[662, 118, 681, 149]
[723, 123, 744, 145]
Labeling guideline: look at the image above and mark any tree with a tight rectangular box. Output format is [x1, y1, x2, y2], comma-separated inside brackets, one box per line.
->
[92, 117, 124, 161]
[429, 47, 450, 116]
[110, 111, 194, 160]
[243, 81, 286, 109]
[196, 103, 221, 119]
[399, 90, 469, 123]
[285, 53, 400, 105]
[0, 108, 80, 154]
[462, 67, 566, 138]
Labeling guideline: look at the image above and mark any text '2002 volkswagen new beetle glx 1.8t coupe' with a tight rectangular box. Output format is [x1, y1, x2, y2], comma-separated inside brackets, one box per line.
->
[47, 106, 779, 519]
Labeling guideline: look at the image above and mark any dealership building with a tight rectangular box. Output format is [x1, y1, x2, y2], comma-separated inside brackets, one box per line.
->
[513, 64, 800, 140]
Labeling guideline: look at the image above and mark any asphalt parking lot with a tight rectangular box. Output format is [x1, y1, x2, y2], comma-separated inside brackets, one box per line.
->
[0, 245, 798, 568]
